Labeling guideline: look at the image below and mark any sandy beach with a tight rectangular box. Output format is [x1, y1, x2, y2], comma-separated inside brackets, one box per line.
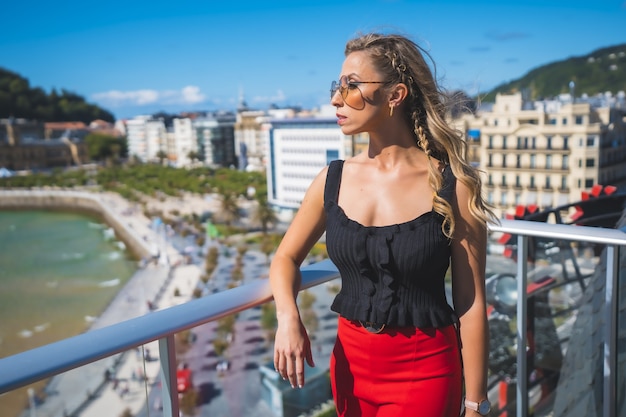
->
[0, 189, 207, 417]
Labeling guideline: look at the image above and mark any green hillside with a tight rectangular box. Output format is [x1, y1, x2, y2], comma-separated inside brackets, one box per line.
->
[482, 43, 626, 102]
[0, 67, 115, 123]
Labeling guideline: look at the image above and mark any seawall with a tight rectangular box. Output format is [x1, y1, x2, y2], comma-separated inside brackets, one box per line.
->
[0, 189, 152, 260]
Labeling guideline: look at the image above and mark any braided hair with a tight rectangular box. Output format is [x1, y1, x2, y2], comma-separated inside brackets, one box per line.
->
[345, 33, 496, 236]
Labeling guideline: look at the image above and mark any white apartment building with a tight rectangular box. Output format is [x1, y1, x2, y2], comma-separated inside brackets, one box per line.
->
[124, 116, 150, 162]
[172, 118, 197, 167]
[124, 116, 168, 163]
[460, 92, 626, 219]
[145, 119, 167, 162]
[264, 116, 349, 217]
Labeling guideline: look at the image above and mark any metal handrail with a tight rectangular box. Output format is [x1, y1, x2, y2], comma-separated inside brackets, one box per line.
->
[0, 259, 340, 394]
[1, 220, 625, 417]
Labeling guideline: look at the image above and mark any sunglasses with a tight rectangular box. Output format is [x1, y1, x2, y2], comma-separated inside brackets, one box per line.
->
[330, 76, 386, 109]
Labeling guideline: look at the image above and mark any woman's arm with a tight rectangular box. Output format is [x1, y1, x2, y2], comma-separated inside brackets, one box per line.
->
[269, 167, 328, 389]
[450, 179, 490, 415]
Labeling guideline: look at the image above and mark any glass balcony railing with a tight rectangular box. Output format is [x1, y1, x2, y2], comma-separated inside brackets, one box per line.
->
[0, 218, 625, 417]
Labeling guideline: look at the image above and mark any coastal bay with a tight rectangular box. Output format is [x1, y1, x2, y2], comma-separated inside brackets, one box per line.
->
[0, 210, 138, 359]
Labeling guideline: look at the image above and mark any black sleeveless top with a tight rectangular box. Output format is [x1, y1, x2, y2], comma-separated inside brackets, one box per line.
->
[324, 159, 458, 328]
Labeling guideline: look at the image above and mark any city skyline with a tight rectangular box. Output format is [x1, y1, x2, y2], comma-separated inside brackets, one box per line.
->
[1, 0, 625, 120]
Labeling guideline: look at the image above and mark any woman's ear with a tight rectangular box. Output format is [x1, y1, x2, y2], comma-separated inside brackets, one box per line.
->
[389, 83, 409, 108]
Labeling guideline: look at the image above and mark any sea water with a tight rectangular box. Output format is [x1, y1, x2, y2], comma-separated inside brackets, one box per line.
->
[0, 210, 137, 359]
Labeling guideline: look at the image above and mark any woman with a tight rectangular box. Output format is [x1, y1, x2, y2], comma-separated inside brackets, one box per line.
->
[269, 32, 496, 417]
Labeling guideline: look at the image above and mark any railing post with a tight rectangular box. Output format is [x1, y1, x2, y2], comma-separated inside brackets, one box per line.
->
[516, 235, 528, 417]
[603, 245, 618, 417]
[158, 335, 180, 417]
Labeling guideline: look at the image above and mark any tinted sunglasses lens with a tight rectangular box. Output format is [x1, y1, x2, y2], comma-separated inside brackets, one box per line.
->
[343, 83, 363, 108]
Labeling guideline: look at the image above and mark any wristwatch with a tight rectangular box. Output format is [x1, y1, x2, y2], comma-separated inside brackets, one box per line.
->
[464, 398, 491, 415]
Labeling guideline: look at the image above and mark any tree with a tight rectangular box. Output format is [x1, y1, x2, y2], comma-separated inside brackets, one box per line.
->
[84, 133, 128, 163]
[179, 388, 199, 416]
[252, 195, 277, 234]
[217, 190, 240, 227]
[260, 233, 278, 264]
[156, 150, 168, 165]
[187, 150, 199, 165]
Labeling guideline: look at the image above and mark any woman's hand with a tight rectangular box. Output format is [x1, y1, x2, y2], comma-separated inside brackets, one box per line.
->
[273, 315, 315, 388]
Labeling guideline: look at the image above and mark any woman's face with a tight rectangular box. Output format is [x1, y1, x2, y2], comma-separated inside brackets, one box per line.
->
[331, 51, 389, 135]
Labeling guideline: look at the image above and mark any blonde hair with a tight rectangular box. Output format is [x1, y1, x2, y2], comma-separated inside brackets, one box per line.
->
[345, 33, 497, 236]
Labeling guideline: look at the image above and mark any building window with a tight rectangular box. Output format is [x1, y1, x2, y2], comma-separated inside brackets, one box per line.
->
[562, 117, 567, 125]
[502, 136, 507, 149]
[488, 136, 493, 149]
[516, 155, 521, 169]
[575, 115, 584, 125]
[586, 136, 595, 147]
[530, 176, 536, 188]
[563, 137, 569, 150]
[501, 175, 507, 187]
[549, 118, 557, 125]
[562, 155, 569, 170]
[530, 154, 536, 169]
[515, 175, 521, 187]
[561, 175, 567, 190]
[488, 174, 493, 185]
[546, 154, 552, 169]
[585, 178, 594, 188]
[501, 154, 507, 168]
[517, 136, 522, 149]
[546, 136, 552, 150]
[545, 176, 551, 189]
[488, 154, 493, 167]
[515, 192, 521, 205]
[586, 158, 595, 167]
[500, 193, 508, 206]
[531, 137, 536, 149]
[487, 191, 494, 204]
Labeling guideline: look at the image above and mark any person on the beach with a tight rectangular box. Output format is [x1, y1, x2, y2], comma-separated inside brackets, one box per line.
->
[269, 32, 496, 416]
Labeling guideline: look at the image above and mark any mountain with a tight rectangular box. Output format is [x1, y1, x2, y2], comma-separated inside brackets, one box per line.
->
[0, 67, 115, 123]
[481, 43, 626, 102]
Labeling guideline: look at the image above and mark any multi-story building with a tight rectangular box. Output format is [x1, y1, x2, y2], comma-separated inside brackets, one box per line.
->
[124, 116, 168, 163]
[145, 119, 167, 162]
[125, 116, 151, 162]
[0, 118, 88, 170]
[462, 92, 626, 219]
[234, 110, 268, 172]
[264, 115, 349, 218]
[172, 118, 196, 167]
[193, 112, 236, 168]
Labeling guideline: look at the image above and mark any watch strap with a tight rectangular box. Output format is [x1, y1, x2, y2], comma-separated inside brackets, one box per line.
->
[465, 398, 490, 415]
[464, 399, 479, 412]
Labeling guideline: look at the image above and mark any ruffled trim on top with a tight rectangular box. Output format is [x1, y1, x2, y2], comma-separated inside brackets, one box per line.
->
[330, 294, 459, 329]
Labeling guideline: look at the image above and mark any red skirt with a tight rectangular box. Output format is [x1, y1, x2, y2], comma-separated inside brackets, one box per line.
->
[330, 317, 462, 417]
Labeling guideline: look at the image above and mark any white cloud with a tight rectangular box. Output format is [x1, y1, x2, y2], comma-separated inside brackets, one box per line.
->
[92, 85, 206, 107]
[180, 86, 206, 104]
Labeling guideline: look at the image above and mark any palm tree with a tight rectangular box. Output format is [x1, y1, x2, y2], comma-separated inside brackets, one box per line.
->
[217, 191, 240, 227]
[156, 149, 168, 165]
[187, 150, 199, 165]
[252, 196, 277, 234]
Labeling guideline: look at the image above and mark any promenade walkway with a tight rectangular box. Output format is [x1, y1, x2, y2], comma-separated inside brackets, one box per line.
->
[16, 192, 202, 417]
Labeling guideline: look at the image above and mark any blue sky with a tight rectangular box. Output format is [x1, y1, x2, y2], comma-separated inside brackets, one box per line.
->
[1, 0, 625, 120]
